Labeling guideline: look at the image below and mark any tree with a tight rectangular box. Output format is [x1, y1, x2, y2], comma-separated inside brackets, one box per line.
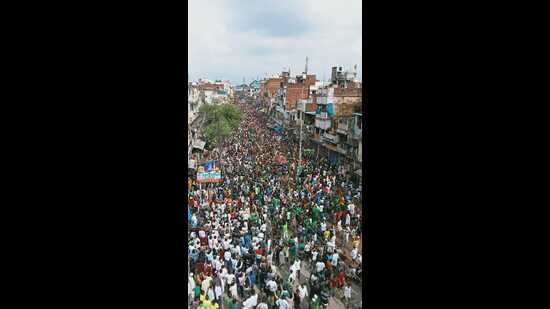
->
[199, 103, 241, 154]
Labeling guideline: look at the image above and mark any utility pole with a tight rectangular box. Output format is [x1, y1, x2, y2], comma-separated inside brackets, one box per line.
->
[298, 108, 303, 180]
[297, 85, 307, 180]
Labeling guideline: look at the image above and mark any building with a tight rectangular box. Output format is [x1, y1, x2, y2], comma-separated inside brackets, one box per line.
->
[310, 66, 362, 169]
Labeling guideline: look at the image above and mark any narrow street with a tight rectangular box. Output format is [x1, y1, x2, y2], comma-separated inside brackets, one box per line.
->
[188, 99, 363, 308]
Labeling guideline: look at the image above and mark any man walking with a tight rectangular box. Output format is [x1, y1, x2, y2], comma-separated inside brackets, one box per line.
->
[343, 282, 352, 309]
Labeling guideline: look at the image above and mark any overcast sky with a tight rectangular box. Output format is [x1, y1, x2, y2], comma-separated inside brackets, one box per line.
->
[188, 0, 362, 85]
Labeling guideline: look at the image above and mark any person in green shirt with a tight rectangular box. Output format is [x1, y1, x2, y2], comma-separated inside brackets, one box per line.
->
[289, 241, 297, 259]
[223, 295, 233, 309]
[309, 294, 320, 309]
[194, 285, 201, 300]
[231, 301, 240, 309]
[267, 294, 275, 309]
[312, 206, 320, 222]
[298, 242, 305, 257]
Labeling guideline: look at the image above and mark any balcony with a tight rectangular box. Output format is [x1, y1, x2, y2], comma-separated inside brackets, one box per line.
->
[322, 132, 340, 144]
[336, 124, 349, 135]
[312, 133, 321, 142]
[316, 96, 327, 105]
[352, 126, 362, 139]
[344, 135, 359, 146]
[324, 143, 337, 151]
[316, 112, 329, 119]
[335, 144, 348, 155]
[315, 118, 331, 130]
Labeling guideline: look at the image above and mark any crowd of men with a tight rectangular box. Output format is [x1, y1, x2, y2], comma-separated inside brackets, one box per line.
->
[188, 102, 364, 309]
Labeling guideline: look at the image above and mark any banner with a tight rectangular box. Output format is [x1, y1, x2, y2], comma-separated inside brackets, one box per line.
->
[196, 160, 222, 183]
[199, 160, 217, 173]
[197, 170, 222, 183]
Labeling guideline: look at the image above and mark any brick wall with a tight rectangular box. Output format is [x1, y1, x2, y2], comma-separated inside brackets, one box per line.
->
[265, 78, 283, 97]
[334, 87, 362, 97]
[305, 102, 317, 112]
[286, 84, 308, 110]
[305, 74, 316, 87]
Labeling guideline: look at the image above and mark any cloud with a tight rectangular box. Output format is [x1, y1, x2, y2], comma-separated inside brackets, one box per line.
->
[188, 0, 363, 84]
[229, 0, 311, 38]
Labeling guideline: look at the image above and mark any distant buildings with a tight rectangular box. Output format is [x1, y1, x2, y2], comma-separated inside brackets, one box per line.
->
[188, 78, 235, 170]
[260, 65, 364, 181]
[188, 64, 365, 182]
[235, 79, 262, 101]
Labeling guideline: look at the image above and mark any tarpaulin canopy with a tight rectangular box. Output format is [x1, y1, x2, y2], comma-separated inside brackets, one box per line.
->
[192, 139, 206, 151]
[274, 126, 283, 133]
[327, 103, 335, 116]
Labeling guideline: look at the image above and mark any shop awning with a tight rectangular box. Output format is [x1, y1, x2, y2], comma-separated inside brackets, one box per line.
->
[192, 140, 206, 151]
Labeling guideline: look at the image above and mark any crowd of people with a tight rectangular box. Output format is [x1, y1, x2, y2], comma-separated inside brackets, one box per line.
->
[188, 102, 364, 309]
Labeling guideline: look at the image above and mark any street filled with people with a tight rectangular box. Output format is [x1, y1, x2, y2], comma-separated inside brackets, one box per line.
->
[188, 101, 364, 309]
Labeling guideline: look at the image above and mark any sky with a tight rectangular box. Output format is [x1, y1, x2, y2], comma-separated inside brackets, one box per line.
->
[188, 0, 362, 85]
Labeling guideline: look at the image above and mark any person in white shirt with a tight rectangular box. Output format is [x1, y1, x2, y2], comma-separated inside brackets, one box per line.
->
[256, 302, 269, 309]
[344, 283, 352, 307]
[267, 251, 273, 267]
[224, 250, 231, 262]
[351, 247, 358, 260]
[207, 286, 215, 301]
[201, 276, 210, 293]
[214, 278, 222, 301]
[266, 279, 278, 294]
[275, 298, 290, 309]
[348, 203, 355, 215]
[226, 273, 235, 286]
[297, 284, 308, 309]
[188, 273, 195, 302]
[243, 290, 258, 309]
[327, 241, 335, 254]
[331, 252, 339, 267]
[229, 283, 239, 300]
[315, 261, 325, 273]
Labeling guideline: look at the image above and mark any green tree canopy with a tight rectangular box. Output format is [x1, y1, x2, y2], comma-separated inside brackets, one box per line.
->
[199, 103, 241, 151]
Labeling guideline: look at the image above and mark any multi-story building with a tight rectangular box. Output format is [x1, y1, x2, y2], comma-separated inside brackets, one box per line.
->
[259, 65, 362, 181]
[311, 66, 362, 168]
[188, 81, 207, 171]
